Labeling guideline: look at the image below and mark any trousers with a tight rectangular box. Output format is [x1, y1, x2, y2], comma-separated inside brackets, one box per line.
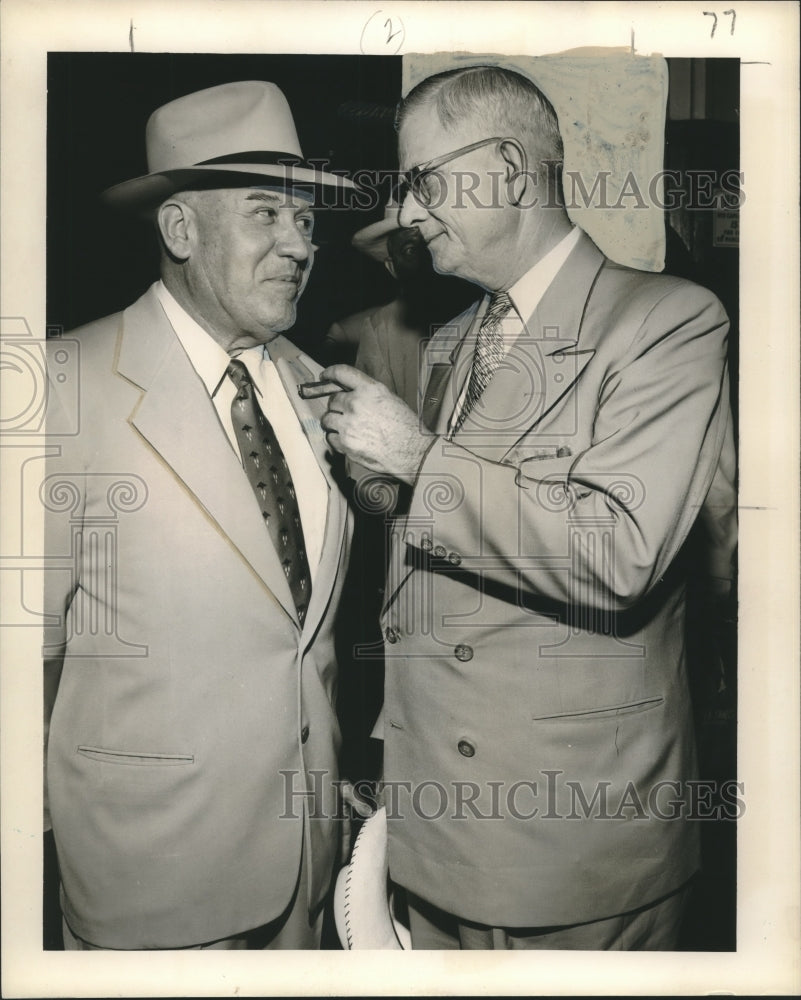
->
[406, 880, 692, 950]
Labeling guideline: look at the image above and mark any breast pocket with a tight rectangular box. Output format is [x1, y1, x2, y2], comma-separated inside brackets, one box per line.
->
[505, 443, 575, 485]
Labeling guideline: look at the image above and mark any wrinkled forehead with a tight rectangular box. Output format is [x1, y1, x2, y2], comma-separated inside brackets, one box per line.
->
[248, 184, 315, 207]
[174, 185, 317, 215]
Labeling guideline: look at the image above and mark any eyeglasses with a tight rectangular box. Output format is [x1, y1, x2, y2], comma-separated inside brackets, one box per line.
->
[398, 136, 514, 207]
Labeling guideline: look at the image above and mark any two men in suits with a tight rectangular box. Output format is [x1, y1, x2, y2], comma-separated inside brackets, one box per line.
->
[43, 81, 355, 950]
[321, 65, 736, 949]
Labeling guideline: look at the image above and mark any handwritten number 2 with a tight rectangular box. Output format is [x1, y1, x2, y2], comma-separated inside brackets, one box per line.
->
[360, 10, 404, 54]
[384, 18, 402, 44]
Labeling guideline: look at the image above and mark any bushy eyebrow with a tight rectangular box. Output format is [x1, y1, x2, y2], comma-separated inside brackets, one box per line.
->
[244, 191, 282, 206]
[244, 191, 315, 215]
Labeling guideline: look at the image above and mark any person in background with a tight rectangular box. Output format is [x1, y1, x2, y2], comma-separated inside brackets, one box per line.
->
[324, 200, 474, 405]
[328, 203, 473, 806]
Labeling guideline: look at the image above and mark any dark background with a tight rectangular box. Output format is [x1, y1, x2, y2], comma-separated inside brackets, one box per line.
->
[45, 53, 739, 952]
[46, 53, 403, 344]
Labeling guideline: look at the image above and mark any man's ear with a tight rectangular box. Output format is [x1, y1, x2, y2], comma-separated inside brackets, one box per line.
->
[498, 138, 529, 208]
[157, 199, 196, 262]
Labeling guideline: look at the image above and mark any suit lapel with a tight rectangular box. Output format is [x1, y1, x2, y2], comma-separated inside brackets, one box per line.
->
[453, 232, 603, 457]
[384, 232, 606, 615]
[524, 229, 605, 413]
[271, 342, 350, 643]
[419, 304, 479, 434]
[116, 287, 298, 626]
[269, 339, 332, 484]
[421, 363, 454, 432]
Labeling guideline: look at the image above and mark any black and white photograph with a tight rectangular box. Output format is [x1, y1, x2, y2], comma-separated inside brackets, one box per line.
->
[1, 1, 798, 996]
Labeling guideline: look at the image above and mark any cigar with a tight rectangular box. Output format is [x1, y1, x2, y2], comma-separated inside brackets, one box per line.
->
[297, 379, 341, 400]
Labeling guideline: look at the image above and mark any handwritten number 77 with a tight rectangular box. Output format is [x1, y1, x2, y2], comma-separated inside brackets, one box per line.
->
[703, 9, 736, 37]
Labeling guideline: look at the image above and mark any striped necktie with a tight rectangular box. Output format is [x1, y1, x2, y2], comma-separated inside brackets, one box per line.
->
[451, 291, 513, 435]
[227, 359, 311, 624]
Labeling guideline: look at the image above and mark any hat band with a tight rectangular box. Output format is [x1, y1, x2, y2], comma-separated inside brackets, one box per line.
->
[196, 150, 308, 168]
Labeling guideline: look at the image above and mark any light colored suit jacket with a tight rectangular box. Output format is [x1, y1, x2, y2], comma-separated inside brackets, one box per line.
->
[43, 284, 353, 948]
[380, 231, 736, 928]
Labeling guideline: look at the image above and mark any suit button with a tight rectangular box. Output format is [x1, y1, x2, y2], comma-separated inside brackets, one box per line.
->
[385, 626, 400, 644]
[457, 739, 476, 757]
[301, 726, 310, 744]
[448, 552, 462, 566]
[420, 535, 433, 552]
[454, 644, 473, 662]
[433, 545, 447, 558]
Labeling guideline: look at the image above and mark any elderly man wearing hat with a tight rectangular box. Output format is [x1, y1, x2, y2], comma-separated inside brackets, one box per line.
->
[43, 81, 356, 950]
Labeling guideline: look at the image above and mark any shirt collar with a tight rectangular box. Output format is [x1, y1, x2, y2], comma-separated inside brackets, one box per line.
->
[505, 226, 582, 322]
[155, 281, 269, 398]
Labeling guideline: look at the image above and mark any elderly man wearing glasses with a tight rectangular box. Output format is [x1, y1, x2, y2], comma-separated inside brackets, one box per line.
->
[321, 65, 736, 950]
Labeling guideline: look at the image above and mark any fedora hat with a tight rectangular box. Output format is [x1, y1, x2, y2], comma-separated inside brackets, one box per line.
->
[351, 200, 402, 262]
[101, 80, 356, 211]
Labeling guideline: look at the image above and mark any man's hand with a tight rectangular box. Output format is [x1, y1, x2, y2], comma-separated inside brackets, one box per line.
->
[320, 365, 431, 485]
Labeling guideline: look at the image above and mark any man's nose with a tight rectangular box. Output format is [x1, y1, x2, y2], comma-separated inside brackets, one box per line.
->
[398, 188, 428, 229]
[275, 220, 311, 260]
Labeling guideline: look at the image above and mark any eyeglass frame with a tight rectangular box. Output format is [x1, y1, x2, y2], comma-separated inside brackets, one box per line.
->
[398, 136, 525, 207]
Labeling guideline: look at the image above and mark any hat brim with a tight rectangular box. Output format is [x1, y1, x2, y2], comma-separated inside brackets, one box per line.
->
[351, 217, 402, 262]
[101, 162, 358, 213]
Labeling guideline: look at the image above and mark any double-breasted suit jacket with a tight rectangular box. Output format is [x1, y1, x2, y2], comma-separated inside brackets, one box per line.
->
[43, 284, 353, 949]
[379, 231, 735, 928]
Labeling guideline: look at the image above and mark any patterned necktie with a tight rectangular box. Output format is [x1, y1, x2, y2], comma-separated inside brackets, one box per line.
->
[451, 291, 513, 435]
[227, 359, 311, 624]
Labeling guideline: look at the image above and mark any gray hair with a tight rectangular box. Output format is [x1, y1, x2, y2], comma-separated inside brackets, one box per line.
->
[396, 65, 564, 170]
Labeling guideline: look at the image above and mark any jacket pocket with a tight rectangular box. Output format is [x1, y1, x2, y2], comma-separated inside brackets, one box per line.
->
[76, 745, 194, 766]
[532, 696, 664, 722]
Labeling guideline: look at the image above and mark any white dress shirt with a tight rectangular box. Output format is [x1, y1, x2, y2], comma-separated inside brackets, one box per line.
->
[448, 226, 582, 436]
[155, 281, 326, 574]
